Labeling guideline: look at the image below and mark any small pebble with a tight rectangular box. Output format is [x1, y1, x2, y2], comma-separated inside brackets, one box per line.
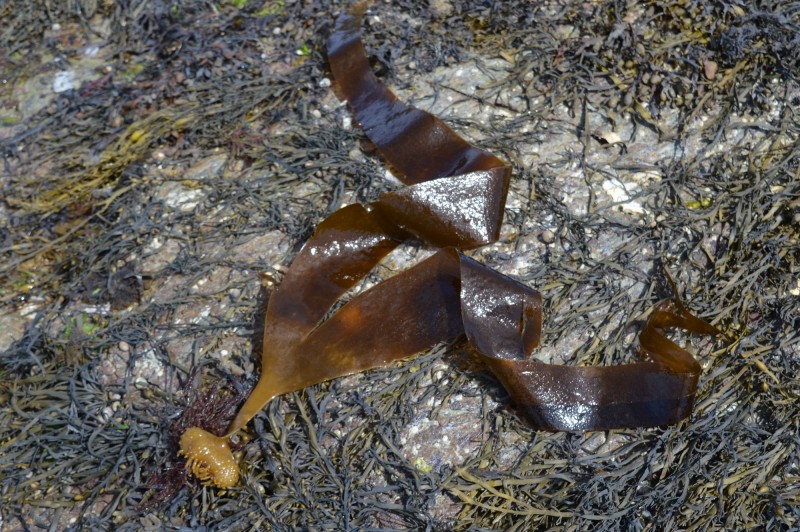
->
[703, 60, 718, 81]
[539, 230, 555, 244]
[119, 341, 130, 352]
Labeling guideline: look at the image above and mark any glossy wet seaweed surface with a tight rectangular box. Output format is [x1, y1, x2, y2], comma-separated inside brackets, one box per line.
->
[214, 4, 719, 455]
[1, 1, 799, 530]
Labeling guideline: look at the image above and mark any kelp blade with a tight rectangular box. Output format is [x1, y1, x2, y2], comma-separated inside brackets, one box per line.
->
[224, 2, 718, 439]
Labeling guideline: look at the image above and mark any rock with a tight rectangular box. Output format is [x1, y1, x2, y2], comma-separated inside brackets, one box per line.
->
[185, 154, 228, 181]
[52, 71, 77, 93]
[0, 311, 27, 354]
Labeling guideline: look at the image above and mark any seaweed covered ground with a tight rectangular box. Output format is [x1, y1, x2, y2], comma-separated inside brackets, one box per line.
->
[1, 0, 799, 530]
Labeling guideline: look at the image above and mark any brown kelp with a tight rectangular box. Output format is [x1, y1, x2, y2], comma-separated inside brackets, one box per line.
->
[178, 2, 718, 488]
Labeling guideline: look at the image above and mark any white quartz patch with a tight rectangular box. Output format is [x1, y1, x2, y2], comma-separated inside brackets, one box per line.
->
[601, 178, 645, 214]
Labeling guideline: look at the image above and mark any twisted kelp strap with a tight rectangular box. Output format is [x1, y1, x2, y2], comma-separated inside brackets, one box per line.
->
[179, 3, 718, 488]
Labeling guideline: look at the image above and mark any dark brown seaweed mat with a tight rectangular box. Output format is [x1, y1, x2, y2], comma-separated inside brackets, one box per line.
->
[1, 0, 798, 530]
